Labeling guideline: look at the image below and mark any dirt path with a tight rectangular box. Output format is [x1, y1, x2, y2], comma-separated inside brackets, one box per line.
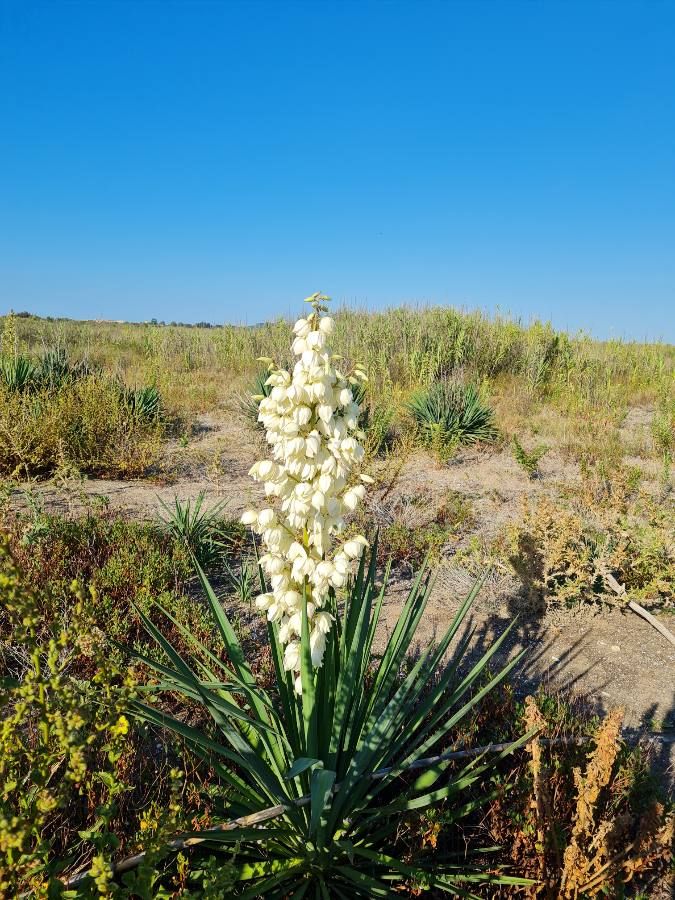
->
[14, 412, 675, 787]
[13, 414, 265, 520]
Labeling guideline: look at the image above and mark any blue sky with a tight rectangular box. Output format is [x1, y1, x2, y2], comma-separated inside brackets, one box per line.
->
[1, 1, 674, 340]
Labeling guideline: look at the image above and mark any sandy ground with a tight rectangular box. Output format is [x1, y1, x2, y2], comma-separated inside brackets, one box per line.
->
[12, 409, 675, 791]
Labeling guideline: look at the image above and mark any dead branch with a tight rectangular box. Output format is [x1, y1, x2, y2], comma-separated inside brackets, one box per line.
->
[604, 572, 675, 649]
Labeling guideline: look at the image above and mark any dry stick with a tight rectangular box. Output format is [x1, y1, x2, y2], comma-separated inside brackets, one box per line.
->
[604, 572, 675, 649]
[65, 736, 585, 887]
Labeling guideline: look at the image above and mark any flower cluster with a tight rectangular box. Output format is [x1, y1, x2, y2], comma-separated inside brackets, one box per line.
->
[241, 293, 370, 692]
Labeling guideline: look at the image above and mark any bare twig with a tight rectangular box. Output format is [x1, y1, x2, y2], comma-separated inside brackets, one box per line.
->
[604, 572, 675, 649]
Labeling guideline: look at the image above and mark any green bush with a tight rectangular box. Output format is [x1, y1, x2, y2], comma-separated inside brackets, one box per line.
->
[406, 381, 498, 455]
[0, 536, 231, 896]
[0, 375, 165, 478]
[0, 538, 136, 894]
[3, 512, 195, 648]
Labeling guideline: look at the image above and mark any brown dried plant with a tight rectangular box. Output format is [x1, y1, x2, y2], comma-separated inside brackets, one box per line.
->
[524, 696, 556, 892]
[558, 707, 673, 898]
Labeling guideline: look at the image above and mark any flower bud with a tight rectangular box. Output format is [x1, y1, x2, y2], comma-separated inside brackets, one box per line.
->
[314, 610, 333, 634]
[258, 508, 275, 528]
[255, 593, 274, 611]
[343, 537, 367, 559]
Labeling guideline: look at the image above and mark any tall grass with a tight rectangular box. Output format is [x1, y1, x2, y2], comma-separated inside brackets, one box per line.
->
[6, 308, 673, 421]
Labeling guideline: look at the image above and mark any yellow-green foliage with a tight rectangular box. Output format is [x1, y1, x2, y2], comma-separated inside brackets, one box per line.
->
[506, 489, 674, 608]
[8, 308, 673, 420]
[0, 375, 164, 478]
[0, 537, 135, 895]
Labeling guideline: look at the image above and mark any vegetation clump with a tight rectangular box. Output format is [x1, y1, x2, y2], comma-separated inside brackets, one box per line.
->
[406, 380, 498, 456]
[511, 435, 549, 479]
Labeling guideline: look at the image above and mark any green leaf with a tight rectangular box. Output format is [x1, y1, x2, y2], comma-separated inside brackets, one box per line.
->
[285, 757, 322, 780]
[300, 581, 317, 757]
[309, 768, 335, 839]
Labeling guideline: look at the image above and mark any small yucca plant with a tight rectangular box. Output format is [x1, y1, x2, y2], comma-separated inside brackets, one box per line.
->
[237, 370, 273, 427]
[126, 384, 162, 422]
[37, 346, 74, 388]
[406, 381, 498, 453]
[0, 355, 39, 392]
[158, 491, 232, 569]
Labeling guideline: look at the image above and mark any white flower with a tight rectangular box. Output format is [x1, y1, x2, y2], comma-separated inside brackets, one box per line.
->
[319, 316, 335, 335]
[310, 628, 327, 666]
[255, 593, 274, 611]
[314, 610, 333, 634]
[284, 641, 300, 671]
[240, 294, 370, 689]
[258, 508, 275, 528]
[342, 489, 360, 511]
[343, 536, 368, 559]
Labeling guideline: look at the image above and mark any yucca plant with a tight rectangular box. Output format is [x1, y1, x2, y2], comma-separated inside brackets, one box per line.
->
[36, 346, 75, 388]
[126, 384, 162, 422]
[0, 355, 39, 392]
[158, 491, 232, 569]
[238, 370, 273, 427]
[120, 542, 532, 897]
[109, 297, 533, 895]
[406, 381, 498, 453]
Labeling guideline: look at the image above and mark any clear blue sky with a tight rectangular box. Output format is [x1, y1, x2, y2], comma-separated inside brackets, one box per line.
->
[1, 1, 674, 340]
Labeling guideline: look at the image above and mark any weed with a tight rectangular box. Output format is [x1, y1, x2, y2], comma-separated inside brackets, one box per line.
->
[0, 375, 165, 478]
[511, 434, 549, 479]
[652, 392, 674, 488]
[504, 493, 674, 609]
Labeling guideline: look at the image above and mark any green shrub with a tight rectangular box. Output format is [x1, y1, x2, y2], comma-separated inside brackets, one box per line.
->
[511, 435, 549, 479]
[406, 381, 498, 455]
[113, 544, 532, 896]
[158, 491, 243, 570]
[0, 538, 136, 894]
[0, 375, 165, 478]
[0, 536, 229, 896]
[505, 494, 675, 609]
[3, 511, 194, 648]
